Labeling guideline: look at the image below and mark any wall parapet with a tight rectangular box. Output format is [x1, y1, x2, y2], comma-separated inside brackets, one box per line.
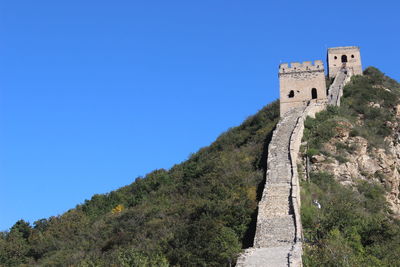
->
[279, 60, 324, 75]
[287, 101, 327, 266]
[327, 46, 360, 53]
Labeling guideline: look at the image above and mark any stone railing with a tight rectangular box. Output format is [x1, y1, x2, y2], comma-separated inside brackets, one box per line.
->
[287, 100, 327, 266]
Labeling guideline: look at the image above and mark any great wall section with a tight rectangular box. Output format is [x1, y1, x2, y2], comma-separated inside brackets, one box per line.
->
[237, 46, 362, 266]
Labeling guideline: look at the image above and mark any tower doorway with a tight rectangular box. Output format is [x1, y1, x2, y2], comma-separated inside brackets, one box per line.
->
[341, 55, 348, 63]
[311, 88, 317, 99]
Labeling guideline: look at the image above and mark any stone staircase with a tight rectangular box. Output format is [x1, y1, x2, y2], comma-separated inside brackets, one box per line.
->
[237, 69, 351, 266]
[237, 109, 304, 267]
[254, 110, 302, 248]
[328, 68, 350, 106]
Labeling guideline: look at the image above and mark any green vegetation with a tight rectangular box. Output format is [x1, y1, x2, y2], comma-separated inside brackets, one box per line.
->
[302, 67, 400, 266]
[0, 101, 279, 266]
[301, 172, 400, 266]
[304, 67, 400, 155]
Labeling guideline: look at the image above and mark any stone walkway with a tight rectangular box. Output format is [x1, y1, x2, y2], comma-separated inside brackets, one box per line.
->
[328, 69, 348, 106]
[237, 108, 304, 267]
[237, 69, 350, 266]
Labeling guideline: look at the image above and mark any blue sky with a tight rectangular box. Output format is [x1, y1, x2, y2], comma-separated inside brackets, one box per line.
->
[1, 0, 399, 231]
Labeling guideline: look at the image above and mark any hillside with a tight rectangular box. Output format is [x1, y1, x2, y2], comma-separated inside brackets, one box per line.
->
[0, 100, 279, 266]
[300, 67, 400, 266]
[1, 67, 400, 267]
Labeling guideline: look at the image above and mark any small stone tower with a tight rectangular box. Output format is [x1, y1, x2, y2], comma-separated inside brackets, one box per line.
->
[279, 60, 326, 116]
[327, 46, 362, 78]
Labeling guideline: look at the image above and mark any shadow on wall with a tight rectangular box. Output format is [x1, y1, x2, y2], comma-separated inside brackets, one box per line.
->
[241, 126, 276, 249]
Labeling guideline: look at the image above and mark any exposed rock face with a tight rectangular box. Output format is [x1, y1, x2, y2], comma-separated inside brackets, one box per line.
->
[303, 120, 400, 216]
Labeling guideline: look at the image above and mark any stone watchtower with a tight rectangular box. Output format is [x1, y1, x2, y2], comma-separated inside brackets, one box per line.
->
[327, 46, 362, 78]
[279, 60, 327, 116]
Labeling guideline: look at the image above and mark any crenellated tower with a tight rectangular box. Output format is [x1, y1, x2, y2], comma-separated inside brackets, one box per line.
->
[327, 46, 362, 78]
[279, 60, 327, 116]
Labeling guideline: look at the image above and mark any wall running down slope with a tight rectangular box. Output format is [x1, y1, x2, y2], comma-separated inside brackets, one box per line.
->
[237, 69, 351, 266]
[328, 69, 351, 106]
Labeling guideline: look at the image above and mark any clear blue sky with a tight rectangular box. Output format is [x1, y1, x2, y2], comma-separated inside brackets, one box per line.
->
[1, 0, 399, 231]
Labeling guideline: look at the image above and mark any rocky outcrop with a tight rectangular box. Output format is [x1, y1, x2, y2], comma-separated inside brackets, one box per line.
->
[304, 122, 400, 216]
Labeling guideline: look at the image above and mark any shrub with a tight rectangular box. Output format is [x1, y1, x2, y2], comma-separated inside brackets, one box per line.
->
[306, 148, 320, 157]
[302, 171, 400, 266]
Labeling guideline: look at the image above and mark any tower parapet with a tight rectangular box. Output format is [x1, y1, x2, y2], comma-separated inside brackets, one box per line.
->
[279, 60, 324, 74]
[279, 60, 326, 116]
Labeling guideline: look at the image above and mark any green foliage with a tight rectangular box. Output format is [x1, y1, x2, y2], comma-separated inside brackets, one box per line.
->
[0, 101, 279, 266]
[306, 148, 320, 157]
[304, 67, 400, 159]
[301, 172, 400, 266]
[167, 216, 241, 266]
[302, 67, 400, 266]
[341, 68, 399, 146]
[303, 106, 341, 150]
[111, 247, 169, 267]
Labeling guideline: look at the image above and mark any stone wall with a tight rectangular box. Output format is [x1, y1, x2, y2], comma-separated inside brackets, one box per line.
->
[237, 108, 304, 266]
[237, 101, 327, 267]
[287, 101, 327, 266]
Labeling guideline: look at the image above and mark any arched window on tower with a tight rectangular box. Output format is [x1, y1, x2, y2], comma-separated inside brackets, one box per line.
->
[341, 55, 348, 63]
[288, 90, 294, 98]
[311, 88, 317, 99]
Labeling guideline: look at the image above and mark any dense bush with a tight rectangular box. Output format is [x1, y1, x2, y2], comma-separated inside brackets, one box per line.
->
[304, 67, 400, 155]
[301, 172, 400, 266]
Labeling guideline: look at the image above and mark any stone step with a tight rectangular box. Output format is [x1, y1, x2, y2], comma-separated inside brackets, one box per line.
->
[258, 195, 291, 218]
[260, 184, 291, 201]
[254, 216, 295, 248]
[236, 246, 293, 267]
[267, 170, 292, 184]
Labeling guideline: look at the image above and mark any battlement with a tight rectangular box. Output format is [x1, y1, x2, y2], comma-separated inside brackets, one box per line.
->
[328, 46, 360, 52]
[279, 60, 324, 74]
